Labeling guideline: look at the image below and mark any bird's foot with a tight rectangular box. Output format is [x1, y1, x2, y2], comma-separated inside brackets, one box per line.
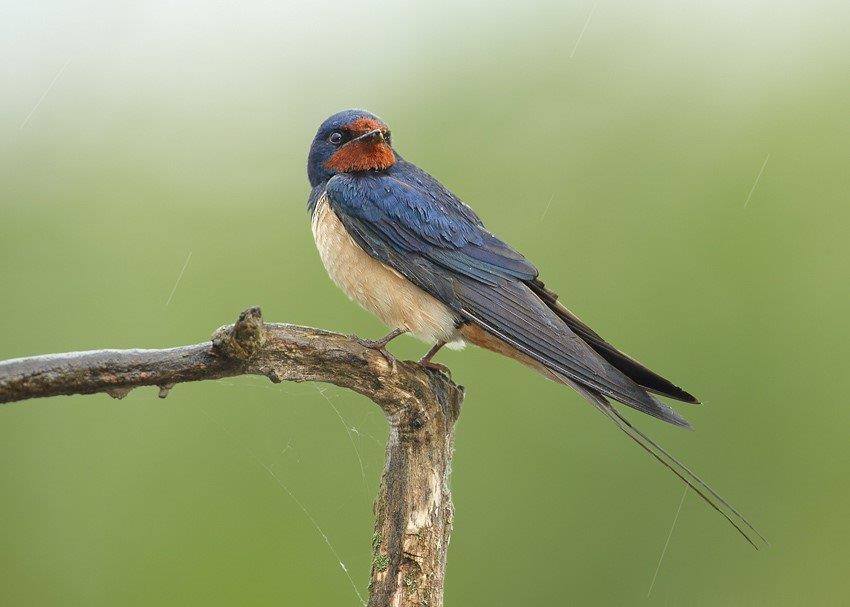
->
[419, 358, 452, 378]
[351, 329, 406, 369]
[352, 337, 395, 367]
[417, 340, 450, 377]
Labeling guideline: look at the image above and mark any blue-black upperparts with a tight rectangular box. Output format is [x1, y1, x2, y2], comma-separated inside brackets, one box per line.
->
[312, 154, 697, 425]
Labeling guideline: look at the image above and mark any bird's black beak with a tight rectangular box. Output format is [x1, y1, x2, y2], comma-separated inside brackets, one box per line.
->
[351, 129, 385, 143]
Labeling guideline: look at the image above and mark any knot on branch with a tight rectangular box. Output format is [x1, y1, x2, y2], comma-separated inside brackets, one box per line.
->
[212, 306, 266, 361]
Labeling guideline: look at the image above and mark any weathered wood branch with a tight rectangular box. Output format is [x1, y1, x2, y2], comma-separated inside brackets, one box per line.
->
[0, 307, 464, 607]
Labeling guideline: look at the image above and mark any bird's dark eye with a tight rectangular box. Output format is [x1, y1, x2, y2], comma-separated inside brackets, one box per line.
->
[328, 131, 343, 145]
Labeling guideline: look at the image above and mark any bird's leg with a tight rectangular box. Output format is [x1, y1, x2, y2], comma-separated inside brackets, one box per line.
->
[419, 341, 451, 376]
[353, 328, 407, 366]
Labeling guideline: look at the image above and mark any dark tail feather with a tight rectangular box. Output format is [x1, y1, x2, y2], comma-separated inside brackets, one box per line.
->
[529, 279, 700, 404]
[563, 378, 767, 549]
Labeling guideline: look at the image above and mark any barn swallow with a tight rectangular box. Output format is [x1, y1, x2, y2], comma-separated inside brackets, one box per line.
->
[306, 109, 764, 547]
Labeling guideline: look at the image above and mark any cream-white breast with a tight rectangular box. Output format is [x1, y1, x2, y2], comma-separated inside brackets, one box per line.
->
[311, 194, 464, 349]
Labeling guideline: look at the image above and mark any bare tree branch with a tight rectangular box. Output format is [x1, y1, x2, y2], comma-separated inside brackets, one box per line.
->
[0, 307, 464, 607]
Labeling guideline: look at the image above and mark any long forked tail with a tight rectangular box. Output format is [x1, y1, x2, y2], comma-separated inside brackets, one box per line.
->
[564, 377, 767, 550]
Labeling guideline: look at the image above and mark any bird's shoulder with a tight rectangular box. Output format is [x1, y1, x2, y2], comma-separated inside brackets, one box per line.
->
[325, 159, 486, 250]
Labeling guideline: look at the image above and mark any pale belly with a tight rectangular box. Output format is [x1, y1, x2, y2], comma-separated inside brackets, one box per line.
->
[311, 194, 464, 348]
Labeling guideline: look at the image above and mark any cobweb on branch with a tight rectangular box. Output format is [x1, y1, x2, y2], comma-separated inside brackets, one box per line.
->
[198, 403, 367, 606]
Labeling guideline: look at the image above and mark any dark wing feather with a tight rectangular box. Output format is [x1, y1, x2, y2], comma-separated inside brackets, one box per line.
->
[528, 279, 700, 403]
[454, 277, 689, 426]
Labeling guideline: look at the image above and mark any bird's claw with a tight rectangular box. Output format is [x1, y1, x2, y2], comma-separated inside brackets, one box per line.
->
[419, 359, 452, 378]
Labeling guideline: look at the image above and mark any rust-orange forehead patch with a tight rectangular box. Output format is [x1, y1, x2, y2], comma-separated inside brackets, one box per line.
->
[345, 117, 386, 135]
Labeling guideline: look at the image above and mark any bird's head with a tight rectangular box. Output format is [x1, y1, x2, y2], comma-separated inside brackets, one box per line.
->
[307, 109, 395, 186]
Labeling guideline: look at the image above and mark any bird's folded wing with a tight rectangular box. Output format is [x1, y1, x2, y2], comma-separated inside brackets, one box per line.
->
[527, 279, 699, 403]
[455, 277, 689, 425]
[327, 172, 688, 426]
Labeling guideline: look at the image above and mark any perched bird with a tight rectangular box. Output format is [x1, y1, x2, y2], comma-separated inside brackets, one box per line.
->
[306, 109, 763, 547]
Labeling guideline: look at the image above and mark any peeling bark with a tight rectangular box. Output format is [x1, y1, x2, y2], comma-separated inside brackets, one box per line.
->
[0, 307, 463, 606]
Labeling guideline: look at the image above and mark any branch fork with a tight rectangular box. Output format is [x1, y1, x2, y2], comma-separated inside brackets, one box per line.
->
[0, 307, 464, 607]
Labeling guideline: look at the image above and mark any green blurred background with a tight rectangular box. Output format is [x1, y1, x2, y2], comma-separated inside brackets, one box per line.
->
[2, 1, 849, 604]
